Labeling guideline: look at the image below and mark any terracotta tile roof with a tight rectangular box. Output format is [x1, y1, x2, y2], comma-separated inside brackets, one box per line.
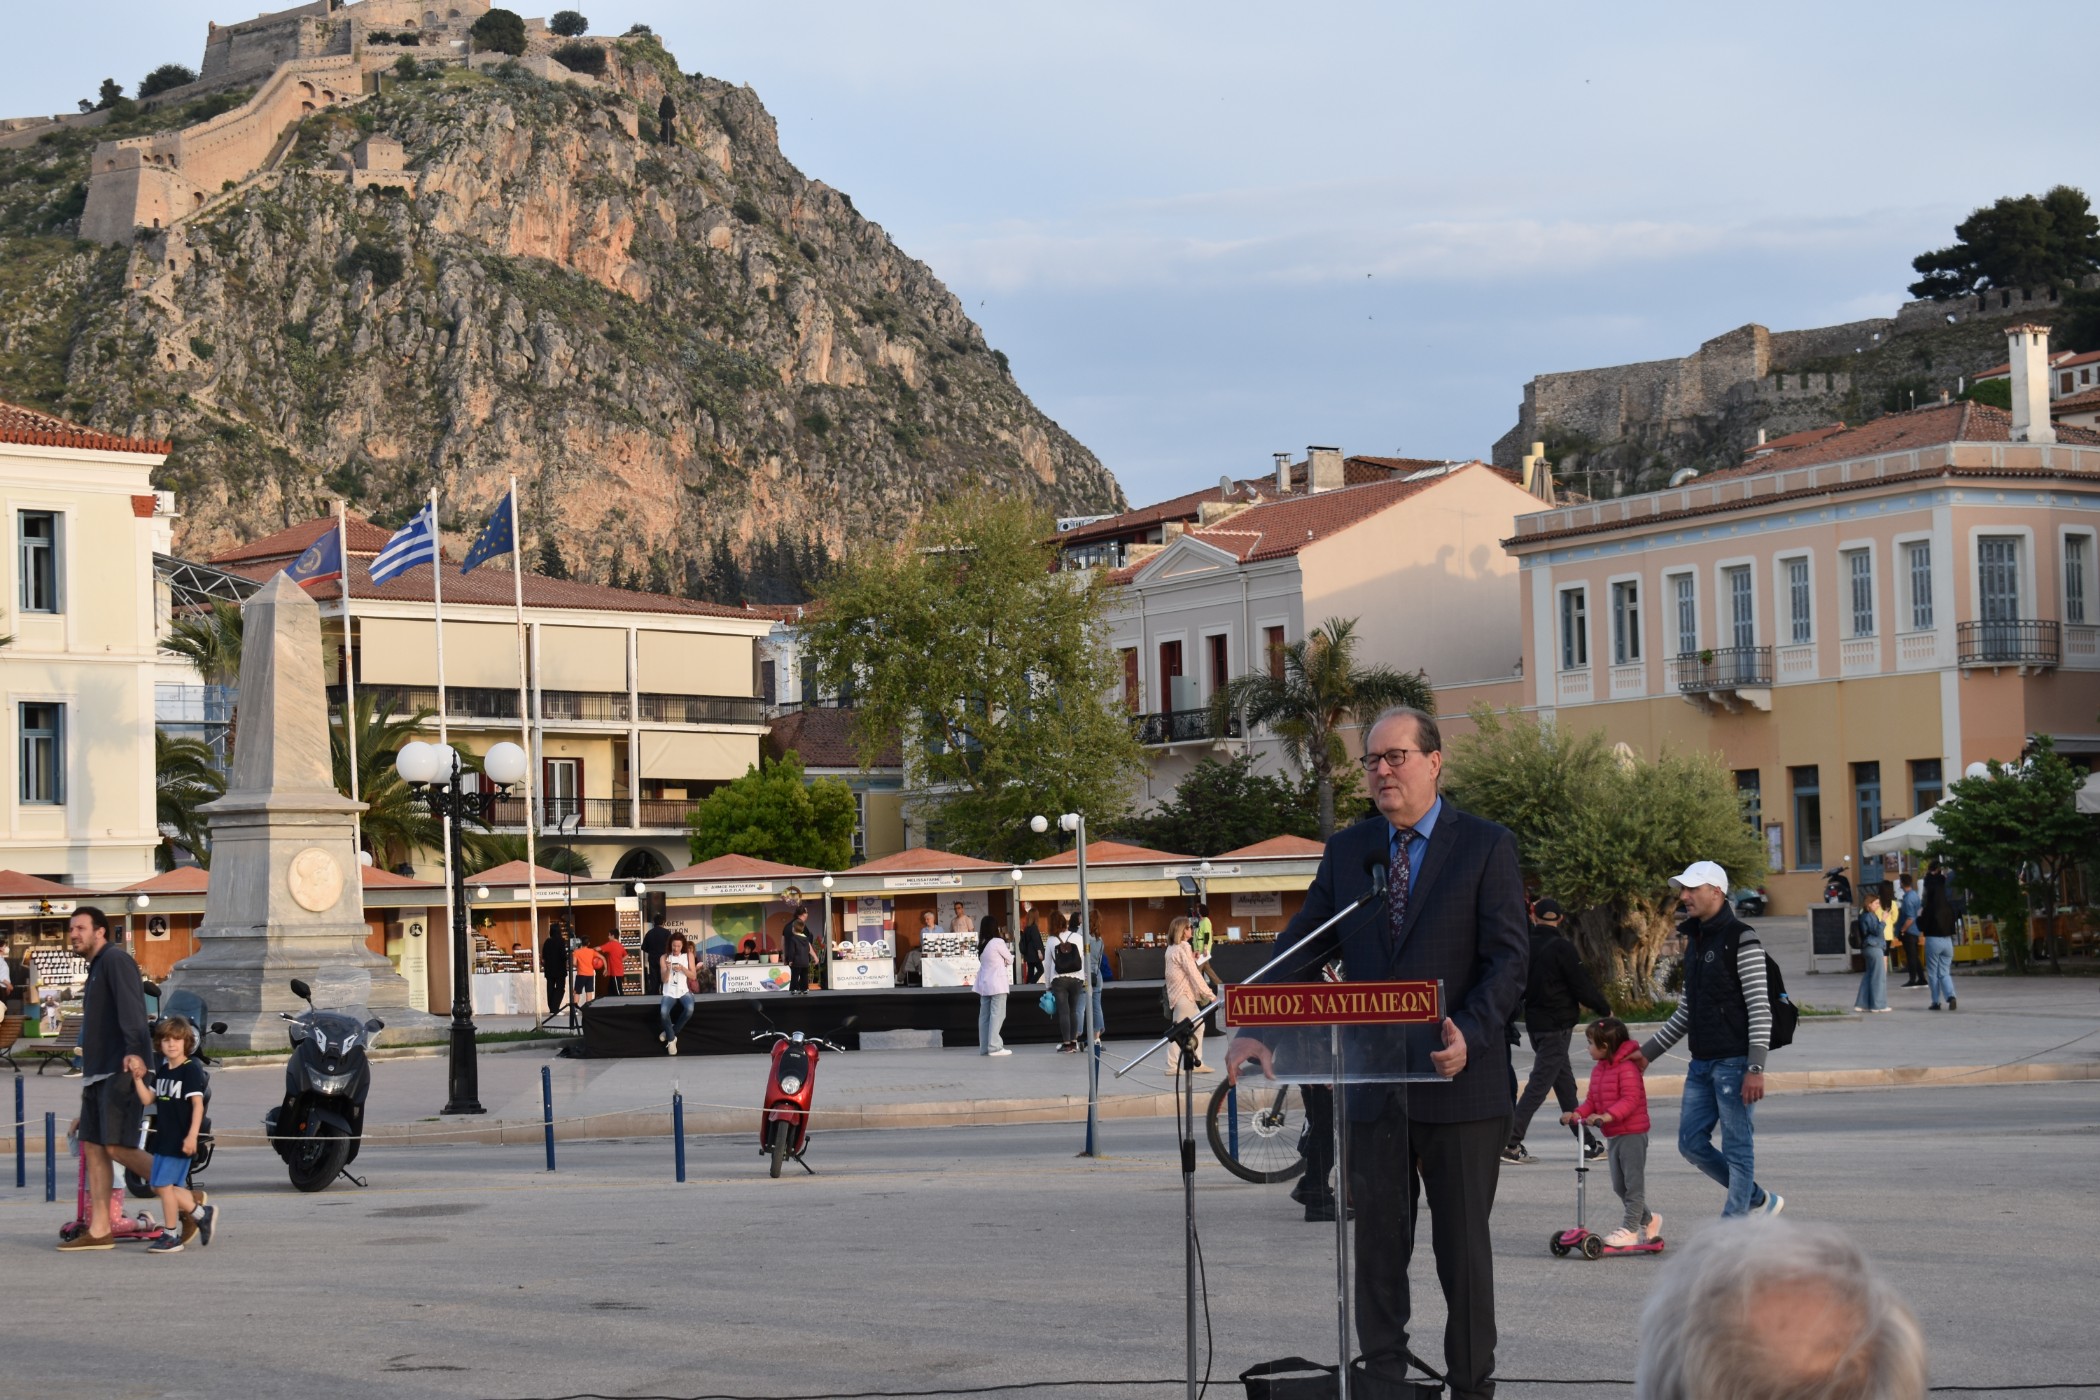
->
[847, 847, 1009, 875]
[0, 870, 84, 897]
[1968, 348, 2081, 381]
[361, 866, 445, 889]
[2053, 386, 2100, 413]
[767, 707, 900, 770]
[0, 400, 169, 456]
[469, 860, 587, 887]
[119, 867, 210, 894]
[660, 854, 823, 881]
[220, 554, 762, 620]
[1177, 469, 1475, 563]
[737, 602, 812, 623]
[208, 513, 395, 564]
[1216, 836, 1325, 860]
[1737, 424, 1849, 463]
[1027, 839, 1192, 868]
[1056, 482, 1253, 548]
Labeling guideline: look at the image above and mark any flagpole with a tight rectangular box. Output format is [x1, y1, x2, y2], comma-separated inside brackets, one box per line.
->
[509, 477, 544, 1015]
[337, 501, 363, 862]
[429, 485, 458, 1012]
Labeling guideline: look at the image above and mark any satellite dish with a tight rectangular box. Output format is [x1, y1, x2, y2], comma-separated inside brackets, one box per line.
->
[1219, 475, 1234, 495]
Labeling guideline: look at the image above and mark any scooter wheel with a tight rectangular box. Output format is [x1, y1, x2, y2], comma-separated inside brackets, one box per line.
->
[1550, 1235, 1570, 1257]
[1581, 1234, 1604, 1260]
[59, 1221, 82, 1242]
[767, 1120, 791, 1179]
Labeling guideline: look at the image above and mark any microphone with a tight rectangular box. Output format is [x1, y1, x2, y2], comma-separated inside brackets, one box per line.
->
[1362, 853, 1388, 897]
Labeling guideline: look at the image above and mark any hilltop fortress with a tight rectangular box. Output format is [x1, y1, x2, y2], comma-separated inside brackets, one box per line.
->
[7, 0, 590, 245]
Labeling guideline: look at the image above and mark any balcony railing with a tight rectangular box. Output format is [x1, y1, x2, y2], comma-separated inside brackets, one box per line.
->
[539, 690, 630, 722]
[639, 692, 765, 725]
[332, 684, 523, 720]
[1669, 646, 1774, 693]
[332, 686, 762, 726]
[1135, 708, 1243, 746]
[1957, 619, 2061, 668]
[489, 797, 701, 831]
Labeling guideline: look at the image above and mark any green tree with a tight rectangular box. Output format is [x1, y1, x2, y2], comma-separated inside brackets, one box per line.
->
[2059, 285, 2100, 355]
[548, 9, 590, 37]
[155, 731, 225, 868]
[163, 598, 245, 757]
[137, 64, 198, 99]
[330, 693, 454, 871]
[1444, 708, 1767, 996]
[1209, 617, 1429, 837]
[1909, 186, 2100, 300]
[469, 7, 529, 56]
[78, 78, 125, 113]
[461, 832, 592, 877]
[551, 41, 606, 77]
[1925, 738, 2096, 974]
[803, 491, 1145, 863]
[686, 753, 856, 870]
[1114, 754, 1317, 857]
[656, 93, 677, 144]
[537, 534, 571, 580]
[1960, 377, 2014, 411]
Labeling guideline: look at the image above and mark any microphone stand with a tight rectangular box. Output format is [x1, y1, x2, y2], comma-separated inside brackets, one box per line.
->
[1118, 863, 1387, 1400]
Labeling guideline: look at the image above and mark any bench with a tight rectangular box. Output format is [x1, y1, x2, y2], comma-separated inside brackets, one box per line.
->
[0, 1012, 20, 1072]
[29, 1017, 80, 1075]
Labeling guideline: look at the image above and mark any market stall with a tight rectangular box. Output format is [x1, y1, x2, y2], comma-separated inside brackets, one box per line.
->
[656, 854, 826, 993]
[823, 848, 1021, 990]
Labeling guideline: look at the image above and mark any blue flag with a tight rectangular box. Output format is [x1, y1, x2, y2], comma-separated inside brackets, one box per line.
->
[460, 491, 514, 575]
[369, 503, 438, 586]
[282, 527, 343, 586]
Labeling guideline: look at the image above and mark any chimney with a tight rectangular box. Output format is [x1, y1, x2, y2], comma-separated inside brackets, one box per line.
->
[1307, 445, 1344, 494]
[1273, 452, 1293, 495]
[2008, 323, 2057, 444]
[1756, 427, 1767, 446]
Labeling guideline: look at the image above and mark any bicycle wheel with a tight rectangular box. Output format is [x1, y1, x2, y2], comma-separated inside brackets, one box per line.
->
[1206, 1079, 1308, 1184]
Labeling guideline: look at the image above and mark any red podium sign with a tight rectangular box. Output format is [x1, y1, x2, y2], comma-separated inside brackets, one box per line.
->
[1223, 980, 1441, 1028]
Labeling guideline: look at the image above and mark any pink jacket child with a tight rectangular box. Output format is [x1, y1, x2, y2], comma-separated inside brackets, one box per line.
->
[1571, 1039, 1650, 1137]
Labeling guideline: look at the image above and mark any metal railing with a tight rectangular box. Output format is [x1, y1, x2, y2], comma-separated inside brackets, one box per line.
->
[489, 796, 701, 831]
[1957, 619, 2060, 667]
[1668, 646, 1774, 693]
[638, 692, 765, 725]
[334, 686, 761, 726]
[1135, 708, 1244, 746]
[329, 684, 520, 720]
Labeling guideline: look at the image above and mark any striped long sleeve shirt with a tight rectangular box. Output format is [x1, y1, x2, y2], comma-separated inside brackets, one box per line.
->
[1640, 927, 1772, 1073]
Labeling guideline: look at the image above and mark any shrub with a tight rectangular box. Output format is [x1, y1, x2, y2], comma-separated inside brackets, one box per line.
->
[137, 64, 198, 100]
[551, 41, 606, 76]
[341, 241, 405, 288]
[550, 9, 589, 37]
[657, 94, 677, 144]
[991, 349, 1010, 377]
[622, 23, 654, 37]
[469, 7, 528, 56]
[802, 409, 832, 437]
[731, 196, 762, 225]
[368, 31, 395, 45]
[393, 54, 421, 80]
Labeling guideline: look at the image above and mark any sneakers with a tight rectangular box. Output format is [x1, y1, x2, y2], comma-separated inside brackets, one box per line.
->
[1643, 1212, 1664, 1242]
[1303, 1198, 1353, 1223]
[147, 1230, 184, 1254]
[1930, 1003, 1943, 1011]
[177, 1213, 199, 1247]
[194, 1203, 218, 1248]
[1601, 1228, 1641, 1249]
[1761, 1191, 1785, 1216]
[987, 1047, 1012, 1057]
[666, 1039, 678, 1056]
[1058, 1042, 1078, 1054]
[1584, 1137, 1607, 1162]
[659, 1031, 669, 1044]
[1500, 1144, 1534, 1166]
[1947, 997, 1957, 1011]
[1192, 1064, 1214, 1074]
[56, 1230, 115, 1252]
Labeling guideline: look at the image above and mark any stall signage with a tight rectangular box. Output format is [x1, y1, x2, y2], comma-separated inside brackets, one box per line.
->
[0, 899, 74, 918]
[1164, 865, 1240, 878]
[717, 964, 792, 994]
[1232, 891, 1283, 917]
[882, 873, 964, 889]
[690, 881, 773, 898]
[1224, 980, 1440, 1027]
[829, 958, 895, 990]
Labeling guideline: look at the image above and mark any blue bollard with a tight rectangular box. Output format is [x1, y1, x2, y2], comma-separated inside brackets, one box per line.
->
[672, 1091, 686, 1183]
[14, 1076, 23, 1189]
[44, 1112, 56, 1203]
[541, 1064, 556, 1172]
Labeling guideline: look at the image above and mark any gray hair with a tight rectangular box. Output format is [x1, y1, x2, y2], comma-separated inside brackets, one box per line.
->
[1635, 1219, 1925, 1400]
[1363, 705, 1441, 755]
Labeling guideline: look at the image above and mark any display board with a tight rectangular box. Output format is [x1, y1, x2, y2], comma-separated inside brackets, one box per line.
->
[717, 964, 792, 994]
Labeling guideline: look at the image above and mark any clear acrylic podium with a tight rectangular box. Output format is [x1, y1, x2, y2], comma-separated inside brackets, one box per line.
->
[1222, 979, 1448, 1400]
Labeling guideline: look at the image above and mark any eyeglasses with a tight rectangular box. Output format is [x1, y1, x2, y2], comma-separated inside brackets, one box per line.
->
[1358, 748, 1432, 773]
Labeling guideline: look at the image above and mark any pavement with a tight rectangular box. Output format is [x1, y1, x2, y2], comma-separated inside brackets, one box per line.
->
[2, 1080, 2094, 1400]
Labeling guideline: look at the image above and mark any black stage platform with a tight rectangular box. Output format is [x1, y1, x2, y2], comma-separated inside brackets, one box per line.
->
[578, 982, 1172, 1057]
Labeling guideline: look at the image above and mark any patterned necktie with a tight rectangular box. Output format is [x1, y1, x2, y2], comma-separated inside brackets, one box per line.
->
[1387, 826, 1416, 956]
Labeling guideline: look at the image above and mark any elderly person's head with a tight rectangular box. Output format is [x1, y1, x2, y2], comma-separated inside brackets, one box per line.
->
[1635, 1219, 1925, 1400]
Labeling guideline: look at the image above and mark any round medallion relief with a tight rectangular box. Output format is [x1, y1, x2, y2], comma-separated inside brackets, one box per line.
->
[287, 847, 345, 913]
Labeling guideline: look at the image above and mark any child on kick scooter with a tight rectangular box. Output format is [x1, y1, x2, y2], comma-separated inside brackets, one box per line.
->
[132, 1016, 218, 1254]
[1561, 1017, 1659, 1250]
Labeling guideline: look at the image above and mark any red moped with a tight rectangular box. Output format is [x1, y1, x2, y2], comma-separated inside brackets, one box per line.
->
[753, 1027, 847, 1177]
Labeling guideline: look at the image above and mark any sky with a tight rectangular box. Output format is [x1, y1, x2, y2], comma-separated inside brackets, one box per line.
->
[11, 2, 2100, 506]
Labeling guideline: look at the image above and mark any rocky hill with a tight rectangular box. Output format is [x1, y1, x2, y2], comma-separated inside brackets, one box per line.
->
[0, 37, 1121, 595]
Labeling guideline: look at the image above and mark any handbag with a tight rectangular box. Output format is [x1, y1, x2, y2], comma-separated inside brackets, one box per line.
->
[1039, 990, 1057, 1016]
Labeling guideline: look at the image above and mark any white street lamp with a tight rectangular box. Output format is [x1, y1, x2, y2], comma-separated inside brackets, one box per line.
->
[394, 739, 438, 786]
[483, 740, 528, 787]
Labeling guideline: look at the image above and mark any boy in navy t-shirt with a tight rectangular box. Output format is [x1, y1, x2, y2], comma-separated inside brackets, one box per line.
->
[130, 1015, 219, 1253]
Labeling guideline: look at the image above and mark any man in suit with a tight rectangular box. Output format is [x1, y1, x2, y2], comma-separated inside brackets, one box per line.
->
[1228, 706, 1528, 1400]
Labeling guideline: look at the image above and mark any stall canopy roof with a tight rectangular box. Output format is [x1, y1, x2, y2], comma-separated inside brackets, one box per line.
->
[1027, 839, 1192, 868]
[119, 867, 210, 894]
[1861, 809, 1943, 857]
[0, 870, 83, 897]
[660, 854, 822, 882]
[1217, 836, 1325, 860]
[469, 861, 586, 888]
[363, 867, 445, 890]
[849, 848, 1009, 875]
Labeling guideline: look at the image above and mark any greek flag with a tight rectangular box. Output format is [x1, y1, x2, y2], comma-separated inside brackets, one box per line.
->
[459, 490, 514, 575]
[368, 503, 438, 586]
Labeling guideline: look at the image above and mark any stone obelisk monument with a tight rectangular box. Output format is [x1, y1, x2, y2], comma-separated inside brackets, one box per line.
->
[167, 573, 442, 1049]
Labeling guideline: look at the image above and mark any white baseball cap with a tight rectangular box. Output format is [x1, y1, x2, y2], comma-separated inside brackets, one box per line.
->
[1669, 860, 1730, 892]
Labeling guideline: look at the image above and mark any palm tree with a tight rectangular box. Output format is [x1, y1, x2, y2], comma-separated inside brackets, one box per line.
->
[331, 692, 454, 871]
[461, 832, 593, 878]
[1209, 617, 1433, 836]
[163, 599, 245, 759]
[155, 731, 226, 868]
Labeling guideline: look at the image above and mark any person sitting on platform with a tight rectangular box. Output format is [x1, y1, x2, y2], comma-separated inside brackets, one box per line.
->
[659, 933, 696, 1054]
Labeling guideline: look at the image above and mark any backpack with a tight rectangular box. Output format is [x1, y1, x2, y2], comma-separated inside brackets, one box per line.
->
[1724, 927, 1799, 1051]
[1053, 936, 1083, 976]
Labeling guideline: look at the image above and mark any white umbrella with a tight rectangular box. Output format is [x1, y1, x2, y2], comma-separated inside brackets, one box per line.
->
[2079, 771, 2100, 816]
[1863, 808, 1943, 857]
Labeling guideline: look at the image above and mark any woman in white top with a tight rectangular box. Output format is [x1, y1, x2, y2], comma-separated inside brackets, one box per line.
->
[659, 932, 697, 1055]
[1163, 915, 1217, 1074]
[973, 917, 1014, 1056]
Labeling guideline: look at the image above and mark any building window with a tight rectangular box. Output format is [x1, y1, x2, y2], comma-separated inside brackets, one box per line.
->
[1906, 541, 1933, 630]
[1119, 648, 1140, 714]
[1559, 588, 1588, 670]
[1910, 758, 1943, 815]
[1854, 761, 1882, 878]
[1206, 632, 1229, 697]
[1611, 580, 1641, 664]
[1263, 625, 1286, 681]
[2066, 534, 2090, 626]
[1844, 549, 1874, 637]
[1672, 574, 1696, 656]
[852, 789, 867, 860]
[1978, 536, 2022, 621]
[18, 511, 60, 614]
[1786, 557, 1812, 644]
[1790, 765, 1821, 870]
[19, 703, 63, 805]
[1736, 768, 1761, 830]
[1158, 639, 1185, 713]
[1726, 565, 1754, 648]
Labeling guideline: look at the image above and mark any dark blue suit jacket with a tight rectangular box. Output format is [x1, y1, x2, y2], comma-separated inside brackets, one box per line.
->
[1267, 804, 1529, 1123]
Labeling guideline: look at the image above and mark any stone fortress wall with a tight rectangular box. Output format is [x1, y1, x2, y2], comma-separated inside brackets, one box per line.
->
[1492, 275, 2100, 467]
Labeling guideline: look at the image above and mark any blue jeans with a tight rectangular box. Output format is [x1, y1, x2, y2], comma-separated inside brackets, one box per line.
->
[977, 993, 1007, 1053]
[1925, 936, 1956, 1005]
[1854, 937, 1888, 1010]
[1090, 985, 1106, 1039]
[1678, 1055, 1766, 1217]
[659, 993, 695, 1041]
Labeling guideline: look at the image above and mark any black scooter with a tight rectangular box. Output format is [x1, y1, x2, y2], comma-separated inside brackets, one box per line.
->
[263, 978, 382, 1192]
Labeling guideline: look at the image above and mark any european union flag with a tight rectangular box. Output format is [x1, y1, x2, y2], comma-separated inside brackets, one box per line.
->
[282, 527, 343, 587]
[460, 490, 514, 575]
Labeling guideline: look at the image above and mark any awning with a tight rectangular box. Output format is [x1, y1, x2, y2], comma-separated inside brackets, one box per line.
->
[638, 730, 756, 780]
[1203, 873, 1315, 894]
[1863, 808, 1943, 857]
[1026, 880, 1185, 902]
[2080, 771, 2100, 815]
